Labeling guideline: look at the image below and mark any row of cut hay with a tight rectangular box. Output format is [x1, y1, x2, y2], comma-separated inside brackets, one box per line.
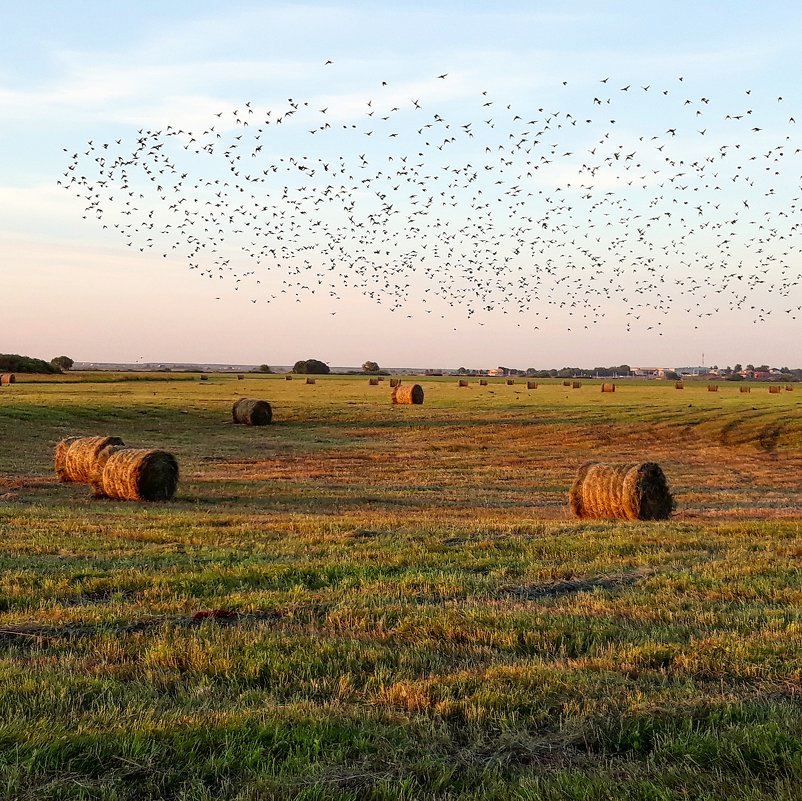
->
[392, 384, 424, 405]
[0, 374, 15, 385]
[55, 436, 178, 501]
[232, 398, 272, 425]
[569, 462, 674, 521]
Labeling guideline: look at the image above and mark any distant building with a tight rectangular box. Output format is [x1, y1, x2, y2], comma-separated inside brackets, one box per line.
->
[674, 366, 709, 376]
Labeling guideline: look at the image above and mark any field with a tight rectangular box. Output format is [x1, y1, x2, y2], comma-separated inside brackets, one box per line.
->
[1, 374, 802, 800]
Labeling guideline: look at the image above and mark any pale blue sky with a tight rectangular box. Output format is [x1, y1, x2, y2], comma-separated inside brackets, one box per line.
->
[3, 1, 802, 367]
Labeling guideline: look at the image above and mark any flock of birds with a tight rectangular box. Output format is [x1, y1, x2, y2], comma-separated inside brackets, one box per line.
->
[60, 68, 802, 332]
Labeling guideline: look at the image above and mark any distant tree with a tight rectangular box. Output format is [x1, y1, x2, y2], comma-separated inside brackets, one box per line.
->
[733, 363, 742, 372]
[362, 360, 380, 373]
[51, 356, 74, 370]
[746, 364, 755, 371]
[293, 359, 330, 375]
[726, 372, 744, 381]
[0, 353, 60, 374]
[254, 364, 272, 373]
[756, 364, 770, 372]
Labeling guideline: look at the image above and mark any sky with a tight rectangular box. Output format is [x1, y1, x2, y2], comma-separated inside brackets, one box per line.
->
[3, 0, 802, 369]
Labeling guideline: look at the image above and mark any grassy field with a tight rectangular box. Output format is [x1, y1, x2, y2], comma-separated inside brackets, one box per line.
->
[1, 374, 802, 800]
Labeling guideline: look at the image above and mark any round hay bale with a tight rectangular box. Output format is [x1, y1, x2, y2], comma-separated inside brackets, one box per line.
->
[675, 382, 684, 389]
[569, 462, 674, 521]
[236, 374, 244, 380]
[479, 379, 488, 386]
[708, 384, 718, 392]
[0, 374, 15, 386]
[740, 386, 751, 393]
[285, 375, 293, 381]
[199, 375, 208, 381]
[232, 398, 273, 425]
[458, 379, 469, 388]
[368, 378, 380, 386]
[769, 385, 781, 394]
[58, 436, 126, 484]
[527, 381, 538, 390]
[506, 379, 515, 385]
[88, 444, 127, 497]
[306, 377, 316, 385]
[563, 380, 571, 387]
[100, 448, 179, 501]
[786, 385, 794, 391]
[392, 384, 424, 405]
[601, 383, 615, 393]
[389, 378, 401, 388]
[572, 381, 582, 389]
[54, 436, 81, 482]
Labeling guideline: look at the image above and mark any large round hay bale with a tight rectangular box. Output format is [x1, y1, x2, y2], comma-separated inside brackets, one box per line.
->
[740, 386, 751, 393]
[527, 381, 538, 390]
[99, 448, 179, 501]
[57, 436, 126, 483]
[569, 462, 674, 521]
[458, 379, 469, 388]
[572, 381, 582, 389]
[0, 374, 15, 386]
[675, 382, 684, 389]
[54, 436, 81, 481]
[232, 398, 273, 425]
[479, 379, 488, 386]
[88, 444, 127, 498]
[389, 378, 401, 388]
[601, 383, 615, 393]
[392, 384, 424, 405]
[368, 377, 380, 386]
[769, 385, 781, 394]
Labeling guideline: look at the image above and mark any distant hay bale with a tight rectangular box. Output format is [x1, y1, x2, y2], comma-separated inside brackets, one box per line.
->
[769, 385, 781, 394]
[389, 378, 401, 388]
[563, 380, 571, 386]
[479, 379, 488, 386]
[527, 381, 538, 390]
[199, 375, 208, 381]
[285, 375, 292, 380]
[458, 379, 469, 387]
[569, 462, 674, 521]
[675, 382, 684, 389]
[236, 374, 244, 380]
[368, 377, 380, 386]
[99, 448, 179, 501]
[708, 384, 718, 392]
[306, 377, 316, 385]
[601, 383, 615, 393]
[506, 379, 515, 385]
[740, 386, 751, 393]
[392, 384, 424, 405]
[572, 381, 582, 389]
[56, 436, 125, 484]
[0, 374, 15, 386]
[786, 385, 794, 391]
[232, 398, 273, 425]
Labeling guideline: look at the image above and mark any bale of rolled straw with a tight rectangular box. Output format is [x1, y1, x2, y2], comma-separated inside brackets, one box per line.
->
[708, 384, 718, 392]
[232, 398, 273, 425]
[769, 385, 781, 394]
[458, 379, 469, 388]
[389, 378, 401, 388]
[98, 448, 179, 501]
[675, 382, 684, 390]
[786, 385, 794, 391]
[0, 374, 15, 385]
[55, 436, 125, 484]
[392, 384, 424, 405]
[369, 377, 380, 386]
[236, 375, 244, 380]
[199, 375, 208, 381]
[527, 381, 538, 390]
[306, 377, 316, 385]
[285, 375, 293, 380]
[572, 381, 582, 389]
[740, 386, 751, 393]
[479, 379, 488, 386]
[563, 380, 571, 386]
[569, 462, 674, 521]
[601, 383, 615, 393]
[506, 379, 515, 385]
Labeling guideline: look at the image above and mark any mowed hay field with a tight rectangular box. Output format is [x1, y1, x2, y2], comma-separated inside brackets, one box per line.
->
[1, 375, 802, 801]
